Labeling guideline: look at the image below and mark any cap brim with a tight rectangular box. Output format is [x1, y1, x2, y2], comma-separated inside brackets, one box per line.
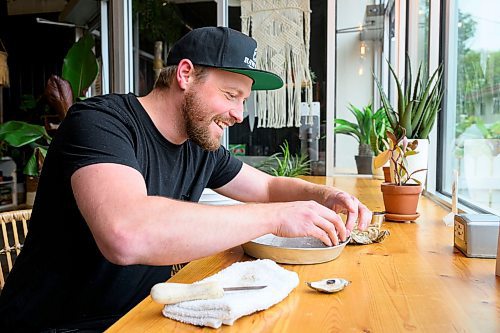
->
[223, 68, 283, 91]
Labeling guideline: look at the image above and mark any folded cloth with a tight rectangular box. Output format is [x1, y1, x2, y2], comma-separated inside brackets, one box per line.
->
[162, 259, 299, 328]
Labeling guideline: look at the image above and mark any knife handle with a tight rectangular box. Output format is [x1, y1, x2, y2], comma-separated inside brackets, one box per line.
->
[151, 281, 224, 305]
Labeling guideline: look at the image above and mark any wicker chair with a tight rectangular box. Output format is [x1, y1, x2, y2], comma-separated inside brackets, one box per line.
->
[0, 209, 31, 289]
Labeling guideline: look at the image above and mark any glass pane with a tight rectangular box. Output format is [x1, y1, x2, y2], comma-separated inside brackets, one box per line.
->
[417, 0, 430, 80]
[132, 1, 217, 95]
[227, 0, 327, 176]
[442, 0, 500, 213]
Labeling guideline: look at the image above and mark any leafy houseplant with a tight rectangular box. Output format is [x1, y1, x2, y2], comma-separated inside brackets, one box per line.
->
[0, 121, 51, 177]
[44, 33, 99, 126]
[256, 141, 311, 177]
[334, 103, 387, 174]
[373, 56, 443, 186]
[3, 34, 96, 206]
[374, 128, 426, 221]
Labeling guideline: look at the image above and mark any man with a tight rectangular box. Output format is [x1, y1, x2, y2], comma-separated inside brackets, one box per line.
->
[0, 26, 371, 332]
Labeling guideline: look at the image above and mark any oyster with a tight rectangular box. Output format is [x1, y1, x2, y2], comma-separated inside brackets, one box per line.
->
[306, 278, 350, 293]
[349, 226, 390, 244]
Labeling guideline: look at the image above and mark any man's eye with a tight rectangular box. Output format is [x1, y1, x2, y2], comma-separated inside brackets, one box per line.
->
[225, 93, 236, 100]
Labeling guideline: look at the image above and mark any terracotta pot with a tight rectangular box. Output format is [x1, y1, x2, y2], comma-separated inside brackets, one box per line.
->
[380, 183, 422, 215]
[382, 167, 391, 182]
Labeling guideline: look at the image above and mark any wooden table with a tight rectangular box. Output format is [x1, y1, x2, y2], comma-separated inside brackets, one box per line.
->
[106, 176, 500, 333]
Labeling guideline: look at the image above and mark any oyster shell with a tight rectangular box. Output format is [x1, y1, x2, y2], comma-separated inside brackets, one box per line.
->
[306, 278, 350, 293]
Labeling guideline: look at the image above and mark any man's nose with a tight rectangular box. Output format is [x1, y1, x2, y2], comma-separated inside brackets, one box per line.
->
[230, 103, 244, 124]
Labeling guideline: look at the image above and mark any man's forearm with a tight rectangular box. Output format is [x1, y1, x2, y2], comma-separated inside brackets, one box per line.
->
[267, 176, 334, 205]
[101, 197, 278, 266]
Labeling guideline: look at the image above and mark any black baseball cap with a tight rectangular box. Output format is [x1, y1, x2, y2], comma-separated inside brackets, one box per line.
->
[166, 26, 283, 91]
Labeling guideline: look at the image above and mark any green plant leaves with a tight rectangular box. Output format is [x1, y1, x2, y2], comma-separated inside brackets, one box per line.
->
[0, 121, 52, 177]
[374, 56, 444, 139]
[0, 121, 51, 147]
[255, 141, 311, 177]
[62, 33, 98, 100]
[334, 103, 389, 150]
[24, 146, 47, 176]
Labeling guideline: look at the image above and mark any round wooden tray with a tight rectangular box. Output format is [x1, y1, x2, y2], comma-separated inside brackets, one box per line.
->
[242, 234, 350, 265]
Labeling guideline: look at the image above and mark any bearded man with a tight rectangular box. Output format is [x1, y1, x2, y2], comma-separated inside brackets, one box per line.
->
[0, 27, 371, 332]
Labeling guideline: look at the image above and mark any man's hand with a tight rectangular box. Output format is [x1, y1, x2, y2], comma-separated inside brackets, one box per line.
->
[325, 190, 372, 235]
[271, 201, 347, 246]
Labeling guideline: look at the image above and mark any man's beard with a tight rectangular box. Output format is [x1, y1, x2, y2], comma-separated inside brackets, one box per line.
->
[182, 89, 227, 151]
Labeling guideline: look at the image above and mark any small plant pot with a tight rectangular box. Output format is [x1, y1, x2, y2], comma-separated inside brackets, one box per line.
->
[380, 183, 422, 216]
[26, 176, 39, 207]
[355, 155, 373, 175]
[382, 167, 391, 182]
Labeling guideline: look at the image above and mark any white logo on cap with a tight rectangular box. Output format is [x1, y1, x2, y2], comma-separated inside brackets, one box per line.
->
[243, 48, 257, 69]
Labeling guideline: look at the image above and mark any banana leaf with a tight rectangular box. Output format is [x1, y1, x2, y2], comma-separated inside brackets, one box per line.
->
[0, 121, 51, 147]
[62, 33, 99, 100]
[24, 146, 48, 177]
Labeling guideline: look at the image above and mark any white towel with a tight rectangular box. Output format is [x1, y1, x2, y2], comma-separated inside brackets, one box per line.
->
[162, 259, 299, 328]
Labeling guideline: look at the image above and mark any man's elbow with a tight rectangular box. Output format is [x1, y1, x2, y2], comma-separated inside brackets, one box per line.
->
[93, 219, 143, 266]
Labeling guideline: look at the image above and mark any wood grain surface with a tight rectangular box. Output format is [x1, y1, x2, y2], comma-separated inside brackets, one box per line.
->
[106, 176, 499, 333]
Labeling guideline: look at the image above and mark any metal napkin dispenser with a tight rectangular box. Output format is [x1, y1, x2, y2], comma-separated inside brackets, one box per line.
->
[454, 214, 500, 258]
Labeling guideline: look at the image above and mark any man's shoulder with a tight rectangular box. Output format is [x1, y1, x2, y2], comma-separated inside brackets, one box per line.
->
[71, 93, 135, 112]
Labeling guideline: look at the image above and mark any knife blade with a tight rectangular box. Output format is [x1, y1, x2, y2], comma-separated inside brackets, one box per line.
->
[151, 281, 267, 305]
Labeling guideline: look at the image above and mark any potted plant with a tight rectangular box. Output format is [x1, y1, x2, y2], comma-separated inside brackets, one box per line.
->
[369, 107, 390, 179]
[374, 128, 427, 222]
[256, 140, 311, 177]
[334, 103, 387, 175]
[0, 121, 52, 206]
[43, 33, 98, 130]
[374, 56, 443, 185]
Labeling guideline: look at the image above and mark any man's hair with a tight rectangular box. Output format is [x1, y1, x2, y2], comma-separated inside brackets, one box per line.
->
[154, 65, 210, 89]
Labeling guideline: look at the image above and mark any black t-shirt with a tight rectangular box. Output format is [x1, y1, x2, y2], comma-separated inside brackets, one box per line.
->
[0, 93, 242, 332]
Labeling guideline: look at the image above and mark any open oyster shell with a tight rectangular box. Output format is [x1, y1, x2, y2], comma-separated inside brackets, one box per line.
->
[306, 278, 350, 293]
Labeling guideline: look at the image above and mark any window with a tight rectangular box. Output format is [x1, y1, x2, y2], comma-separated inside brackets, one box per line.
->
[131, 1, 327, 176]
[417, 0, 430, 80]
[441, 0, 500, 213]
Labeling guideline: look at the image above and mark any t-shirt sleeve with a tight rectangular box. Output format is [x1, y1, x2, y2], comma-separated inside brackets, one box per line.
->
[206, 146, 243, 189]
[56, 104, 141, 180]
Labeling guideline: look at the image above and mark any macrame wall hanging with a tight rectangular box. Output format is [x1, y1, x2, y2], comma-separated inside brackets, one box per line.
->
[241, 0, 313, 128]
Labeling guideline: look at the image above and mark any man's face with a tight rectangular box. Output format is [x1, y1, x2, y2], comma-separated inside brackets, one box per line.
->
[182, 69, 252, 151]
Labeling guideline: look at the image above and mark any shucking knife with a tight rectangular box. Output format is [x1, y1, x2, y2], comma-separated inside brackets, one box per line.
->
[150, 281, 267, 305]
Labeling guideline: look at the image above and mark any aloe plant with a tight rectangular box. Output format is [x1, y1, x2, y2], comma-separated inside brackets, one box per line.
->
[334, 103, 388, 156]
[374, 56, 444, 139]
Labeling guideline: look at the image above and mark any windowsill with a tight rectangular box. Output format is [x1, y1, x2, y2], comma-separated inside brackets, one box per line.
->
[423, 189, 499, 215]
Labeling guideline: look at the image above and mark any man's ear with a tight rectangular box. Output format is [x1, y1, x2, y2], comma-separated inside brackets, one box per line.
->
[176, 59, 195, 90]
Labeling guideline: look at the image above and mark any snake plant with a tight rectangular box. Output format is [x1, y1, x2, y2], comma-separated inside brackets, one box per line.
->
[374, 56, 444, 139]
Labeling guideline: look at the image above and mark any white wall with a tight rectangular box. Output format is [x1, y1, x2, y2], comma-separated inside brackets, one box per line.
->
[335, 0, 375, 173]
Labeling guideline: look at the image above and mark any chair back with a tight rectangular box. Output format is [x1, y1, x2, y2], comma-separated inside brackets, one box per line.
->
[0, 209, 31, 289]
